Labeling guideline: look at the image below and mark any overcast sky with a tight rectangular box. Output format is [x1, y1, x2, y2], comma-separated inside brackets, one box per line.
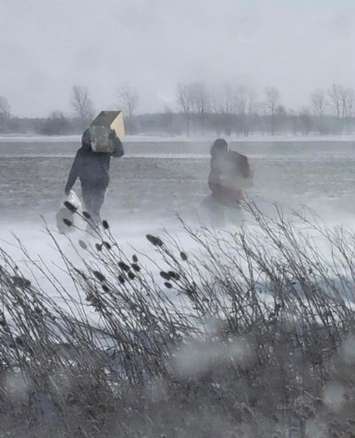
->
[1, 0, 355, 117]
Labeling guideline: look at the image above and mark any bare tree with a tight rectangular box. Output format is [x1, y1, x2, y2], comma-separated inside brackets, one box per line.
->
[310, 89, 328, 134]
[233, 86, 258, 136]
[176, 82, 193, 136]
[339, 87, 355, 119]
[189, 82, 210, 133]
[162, 105, 175, 135]
[0, 96, 11, 132]
[298, 107, 313, 135]
[189, 82, 210, 114]
[234, 85, 249, 115]
[0, 96, 10, 118]
[310, 89, 327, 117]
[41, 111, 70, 135]
[215, 83, 237, 136]
[245, 87, 258, 115]
[264, 87, 280, 135]
[208, 83, 258, 136]
[328, 83, 342, 119]
[209, 83, 234, 116]
[208, 89, 220, 115]
[71, 85, 94, 128]
[220, 82, 235, 114]
[117, 84, 139, 119]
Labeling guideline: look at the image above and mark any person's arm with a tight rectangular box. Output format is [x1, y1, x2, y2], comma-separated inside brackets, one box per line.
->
[208, 159, 224, 195]
[242, 156, 253, 188]
[110, 131, 124, 158]
[241, 155, 251, 178]
[65, 154, 79, 195]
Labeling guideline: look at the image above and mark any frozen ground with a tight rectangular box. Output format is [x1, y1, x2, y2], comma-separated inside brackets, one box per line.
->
[0, 138, 355, 288]
[1, 138, 355, 221]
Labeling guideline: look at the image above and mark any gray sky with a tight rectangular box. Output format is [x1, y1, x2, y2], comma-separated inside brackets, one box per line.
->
[1, 0, 355, 117]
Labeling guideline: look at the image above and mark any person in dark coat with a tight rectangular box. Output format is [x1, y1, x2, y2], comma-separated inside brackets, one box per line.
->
[65, 128, 124, 226]
[202, 138, 252, 225]
[208, 138, 251, 205]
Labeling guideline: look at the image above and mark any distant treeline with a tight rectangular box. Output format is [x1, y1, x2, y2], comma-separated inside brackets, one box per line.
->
[0, 115, 85, 136]
[134, 111, 355, 137]
[1, 112, 354, 138]
[1, 82, 355, 136]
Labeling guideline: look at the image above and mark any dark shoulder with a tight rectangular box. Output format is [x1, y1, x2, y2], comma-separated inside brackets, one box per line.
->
[229, 150, 249, 168]
[228, 150, 248, 162]
[229, 150, 250, 177]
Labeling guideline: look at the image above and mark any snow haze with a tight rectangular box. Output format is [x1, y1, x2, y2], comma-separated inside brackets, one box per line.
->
[1, 0, 355, 116]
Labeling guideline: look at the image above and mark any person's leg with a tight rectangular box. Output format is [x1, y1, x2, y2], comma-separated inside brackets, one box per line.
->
[226, 202, 244, 226]
[81, 186, 93, 216]
[90, 188, 106, 225]
[81, 185, 101, 229]
[201, 194, 225, 227]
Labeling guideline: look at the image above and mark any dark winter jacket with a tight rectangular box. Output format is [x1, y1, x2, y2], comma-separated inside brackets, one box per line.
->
[65, 129, 124, 194]
[208, 150, 252, 204]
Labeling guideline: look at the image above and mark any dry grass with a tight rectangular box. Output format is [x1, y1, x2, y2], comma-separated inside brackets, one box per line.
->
[0, 205, 355, 437]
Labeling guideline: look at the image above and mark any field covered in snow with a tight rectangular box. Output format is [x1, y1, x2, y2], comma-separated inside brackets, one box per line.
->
[1, 137, 355, 436]
[0, 135, 355, 274]
[1, 136, 355, 224]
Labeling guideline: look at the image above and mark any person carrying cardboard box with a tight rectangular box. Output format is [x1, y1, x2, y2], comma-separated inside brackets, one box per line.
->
[64, 111, 125, 227]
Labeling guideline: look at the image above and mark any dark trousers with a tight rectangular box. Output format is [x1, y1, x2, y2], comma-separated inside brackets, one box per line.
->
[81, 184, 106, 226]
[201, 194, 243, 227]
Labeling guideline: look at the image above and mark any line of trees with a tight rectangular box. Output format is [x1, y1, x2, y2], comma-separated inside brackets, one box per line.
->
[0, 84, 140, 136]
[40, 85, 96, 135]
[0, 86, 96, 135]
[0, 96, 11, 132]
[172, 81, 355, 137]
[2, 82, 355, 136]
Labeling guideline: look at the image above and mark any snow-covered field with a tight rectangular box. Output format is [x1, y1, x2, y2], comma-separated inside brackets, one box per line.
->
[1, 137, 355, 273]
[1, 138, 355, 220]
[0, 136, 354, 339]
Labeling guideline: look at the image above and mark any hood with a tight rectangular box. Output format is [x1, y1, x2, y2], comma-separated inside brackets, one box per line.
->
[210, 138, 228, 157]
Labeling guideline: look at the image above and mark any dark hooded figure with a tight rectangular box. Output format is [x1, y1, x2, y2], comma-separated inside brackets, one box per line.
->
[65, 128, 124, 225]
[208, 138, 251, 205]
[202, 138, 252, 225]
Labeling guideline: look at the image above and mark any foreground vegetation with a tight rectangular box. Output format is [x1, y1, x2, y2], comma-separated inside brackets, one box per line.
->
[1, 205, 355, 437]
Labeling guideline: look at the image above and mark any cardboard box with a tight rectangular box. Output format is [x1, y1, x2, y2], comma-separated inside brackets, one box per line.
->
[89, 111, 125, 153]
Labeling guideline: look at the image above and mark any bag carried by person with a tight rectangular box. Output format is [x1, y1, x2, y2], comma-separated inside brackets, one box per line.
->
[56, 190, 82, 234]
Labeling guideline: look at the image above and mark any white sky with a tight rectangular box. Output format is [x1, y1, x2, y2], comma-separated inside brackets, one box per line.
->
[1, 0, 355, 116]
